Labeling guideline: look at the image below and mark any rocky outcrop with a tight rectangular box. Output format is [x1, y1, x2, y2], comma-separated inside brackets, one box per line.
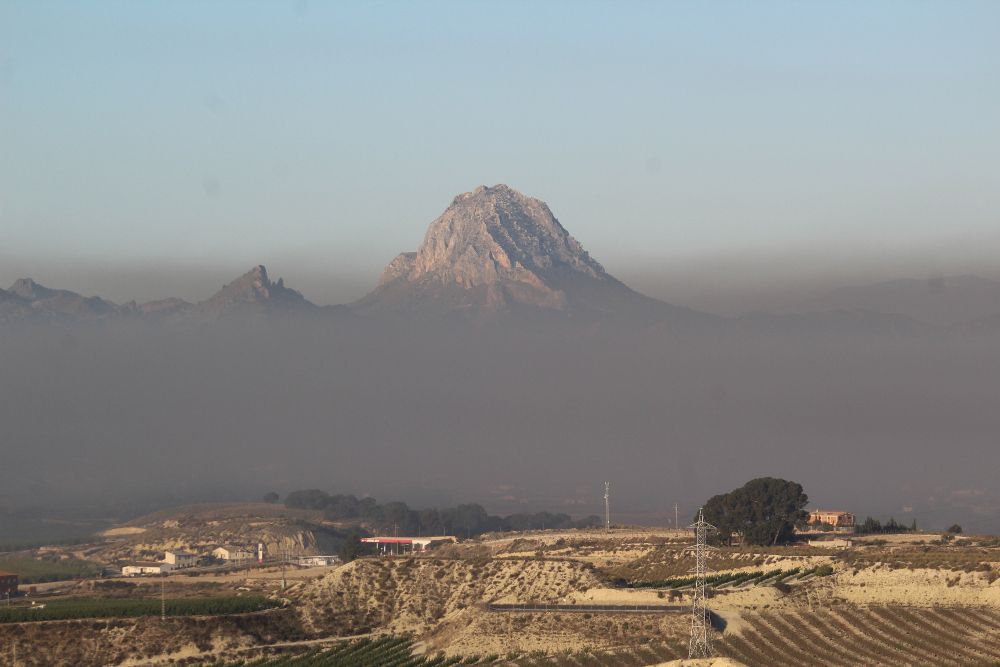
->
[198, 265, 315, 316]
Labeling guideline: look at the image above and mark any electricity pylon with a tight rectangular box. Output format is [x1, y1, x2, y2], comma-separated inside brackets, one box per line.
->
[603, 482, 611, 532]
[688, 507, 717, 659]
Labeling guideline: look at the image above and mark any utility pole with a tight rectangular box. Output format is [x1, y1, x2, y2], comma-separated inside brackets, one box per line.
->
[688, 507, 717, 659]
[604, 482, 611, 533]
[675, 503, 679, 531]
[281, 548, 287, 591]
[160, 573, 165, 622]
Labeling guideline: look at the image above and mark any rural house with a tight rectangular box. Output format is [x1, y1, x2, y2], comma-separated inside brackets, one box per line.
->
[163, 550, 198, 568]
[212, 546, 253, 561]
[122, 562, 173, 576]
[808, 509, 856, 531]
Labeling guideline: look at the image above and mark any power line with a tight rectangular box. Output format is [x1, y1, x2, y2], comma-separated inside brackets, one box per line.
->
[687, 507, 717, 659]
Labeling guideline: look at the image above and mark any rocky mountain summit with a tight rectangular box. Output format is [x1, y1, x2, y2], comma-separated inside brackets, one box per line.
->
[359, 184, 679, 319]
[6, 185, 987, 333]
[198, 264, 314, 315]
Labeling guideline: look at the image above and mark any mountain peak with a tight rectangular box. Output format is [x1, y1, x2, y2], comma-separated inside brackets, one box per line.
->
[199, 265, 312, 314]
[362, 185, 669, 317]
[409, 184, 607, 287]
[9, 278, 54, 300]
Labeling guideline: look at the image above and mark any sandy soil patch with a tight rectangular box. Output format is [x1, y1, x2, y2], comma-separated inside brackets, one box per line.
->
[101, 526, 147, 537]
[651, 659, 746, 667]
[820, 565, 1000, 607]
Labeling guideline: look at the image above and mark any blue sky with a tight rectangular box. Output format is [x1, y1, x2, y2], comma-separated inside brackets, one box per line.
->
[1, 1, 999, 303]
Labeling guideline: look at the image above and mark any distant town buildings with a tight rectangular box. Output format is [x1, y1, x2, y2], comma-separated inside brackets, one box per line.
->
[163, 551, 198, 568]
[0, 570, 18, 598]
[808, 509, 856, 531]
[123, 562, 173, 576]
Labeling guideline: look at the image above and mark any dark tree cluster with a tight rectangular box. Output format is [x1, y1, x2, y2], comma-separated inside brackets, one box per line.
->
[855, 516, 918, 535]
[283, 489, 600, 539]
[702, 477, 809, 546]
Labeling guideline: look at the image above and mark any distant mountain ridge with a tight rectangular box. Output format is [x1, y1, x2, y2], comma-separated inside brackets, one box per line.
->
[795, 275, 1000, 327]
[2, 185, 999, 333]
[1, 265, 314, 322]
[1, 277, 122, 320]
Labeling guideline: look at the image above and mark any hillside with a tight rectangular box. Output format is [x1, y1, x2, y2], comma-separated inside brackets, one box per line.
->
[89, 503, 348, 564]
[6, 526, 1000, 665]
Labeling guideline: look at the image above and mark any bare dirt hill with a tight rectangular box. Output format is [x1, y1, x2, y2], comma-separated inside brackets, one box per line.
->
[91, 503, 345, 564]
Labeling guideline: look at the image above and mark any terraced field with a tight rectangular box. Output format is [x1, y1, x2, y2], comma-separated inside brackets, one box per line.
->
[210, 637, 486, 666]
[714, 605, 1000, 666]
[207, 636, 693, 666]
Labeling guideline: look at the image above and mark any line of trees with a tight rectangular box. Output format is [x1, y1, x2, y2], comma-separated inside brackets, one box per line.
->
[283, 489, 601, 538]
[702, 477, 809, 546]
[854, 516, 918, 535]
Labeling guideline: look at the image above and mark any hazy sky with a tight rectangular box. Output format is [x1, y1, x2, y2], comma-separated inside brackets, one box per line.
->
[2, 1, 999, 305]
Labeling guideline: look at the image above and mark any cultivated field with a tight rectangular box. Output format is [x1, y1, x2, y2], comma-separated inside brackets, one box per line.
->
[4, 509, 1000, 666]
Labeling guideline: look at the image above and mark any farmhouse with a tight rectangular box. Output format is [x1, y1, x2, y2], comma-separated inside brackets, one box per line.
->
[212, 546, 254, 561]
[122, 562, 173, 576]
[163, 550, 198, 568]
[0, 570, 18, 598]
[809, 509, 856, 531]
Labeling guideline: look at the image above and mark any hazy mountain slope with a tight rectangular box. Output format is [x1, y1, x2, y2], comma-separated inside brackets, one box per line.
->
[736, 308, 928, 338]
[6, 277, 122, 319]
[0, 287, 33, 321]
[796, 275, 1000, 327]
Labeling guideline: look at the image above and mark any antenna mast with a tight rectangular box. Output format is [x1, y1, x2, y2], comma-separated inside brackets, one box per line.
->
[603, 482, 611, 533]
[688, 507, 717, 659]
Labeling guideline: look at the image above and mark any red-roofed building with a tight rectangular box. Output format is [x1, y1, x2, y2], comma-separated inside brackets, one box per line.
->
[808, 510, 855, 531]
[0, 570, 18, 598]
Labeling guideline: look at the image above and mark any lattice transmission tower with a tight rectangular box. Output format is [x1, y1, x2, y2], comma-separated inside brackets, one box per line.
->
[688, 507, 717, 659]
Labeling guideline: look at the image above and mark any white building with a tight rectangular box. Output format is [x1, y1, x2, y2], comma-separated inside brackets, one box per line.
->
[163, 551, 198, 568]
[213, 546, 254, 561]
[123, 562, 173, 576]
[292, 555, 340, 567]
